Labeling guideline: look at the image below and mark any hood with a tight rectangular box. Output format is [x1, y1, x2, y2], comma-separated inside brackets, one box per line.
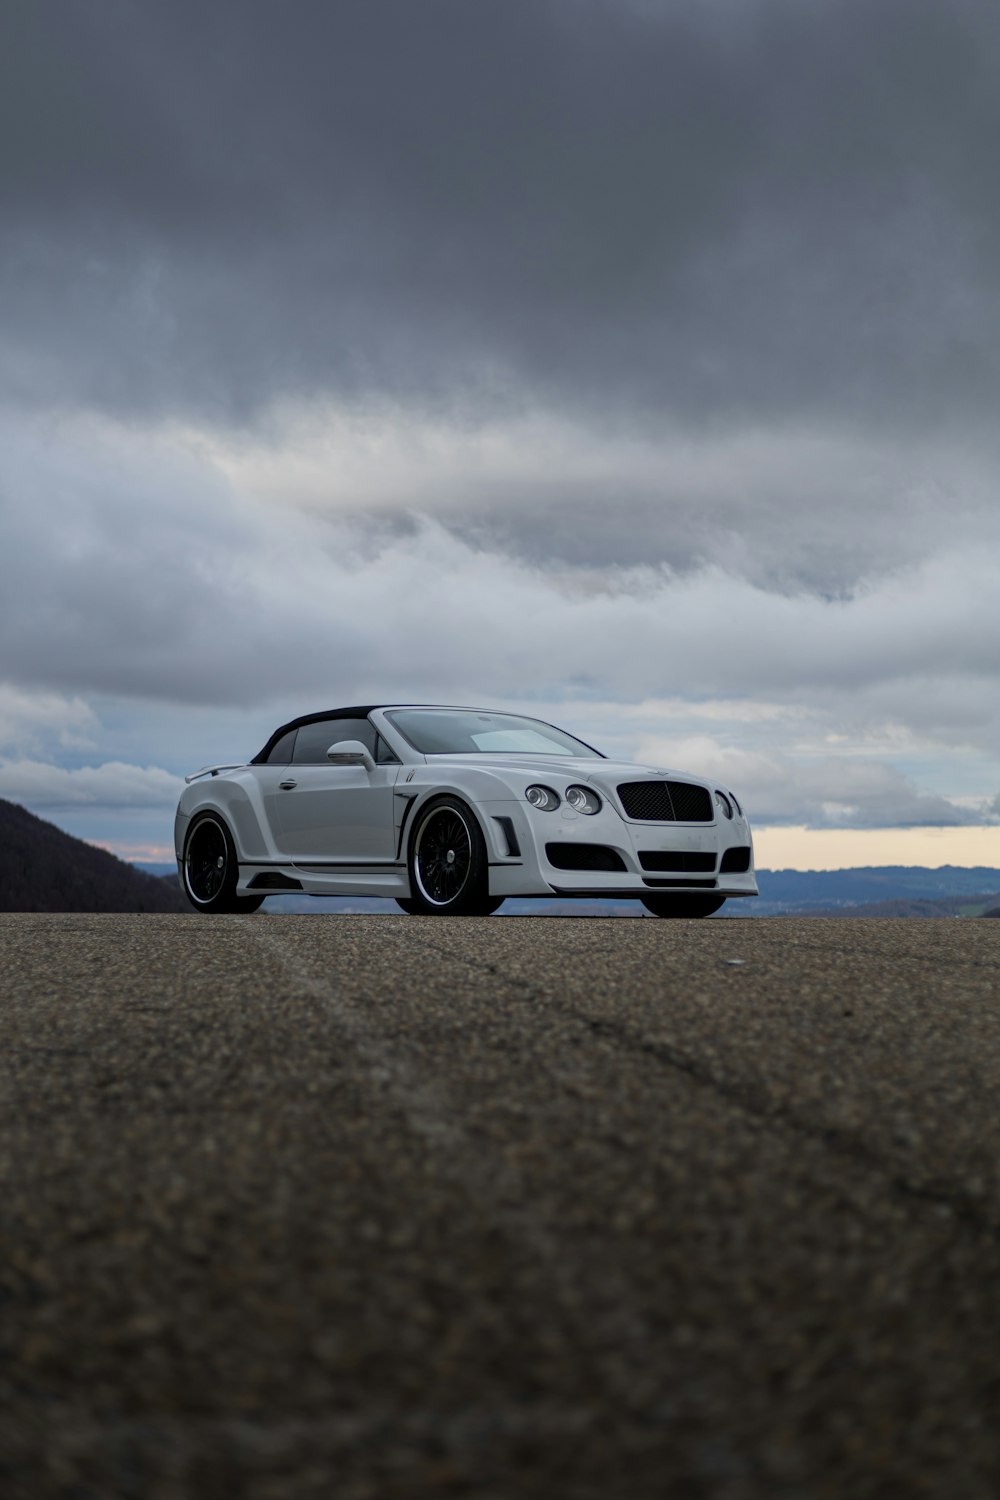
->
[426, 754, 708, 787]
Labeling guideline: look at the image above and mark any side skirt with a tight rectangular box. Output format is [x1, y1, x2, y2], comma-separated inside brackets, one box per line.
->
[238, 863, 411, 898]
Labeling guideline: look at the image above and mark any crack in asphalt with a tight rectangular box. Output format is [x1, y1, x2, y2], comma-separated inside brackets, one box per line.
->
[388, 923, 998, 1242]
[243, 920, 659, 1414]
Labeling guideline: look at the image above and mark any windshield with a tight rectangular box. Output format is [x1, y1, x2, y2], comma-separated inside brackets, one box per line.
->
[386, 709, 603, 758]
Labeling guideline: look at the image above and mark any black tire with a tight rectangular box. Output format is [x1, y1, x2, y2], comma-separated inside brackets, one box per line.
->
[395, 895, 504, 916]
[473, 896, 506, 916]
[640, 894, 726, 918]
[182, 814, 264, 914]
[403, 796, 494, 915]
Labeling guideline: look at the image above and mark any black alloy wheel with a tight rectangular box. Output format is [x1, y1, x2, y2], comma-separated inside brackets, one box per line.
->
[402, 797, 497, 915]
[640, 894, 726, 918]
[183, 815, 264, 914]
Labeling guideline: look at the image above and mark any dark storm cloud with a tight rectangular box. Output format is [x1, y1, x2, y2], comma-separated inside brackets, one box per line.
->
[5, 0, 1000, 843]
[4, 0, 1000, 429]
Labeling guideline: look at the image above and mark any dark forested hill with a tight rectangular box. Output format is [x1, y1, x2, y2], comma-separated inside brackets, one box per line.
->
[0, 800, 188, 912]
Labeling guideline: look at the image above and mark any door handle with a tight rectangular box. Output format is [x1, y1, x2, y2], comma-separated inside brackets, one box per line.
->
[279, 779, 298, 790]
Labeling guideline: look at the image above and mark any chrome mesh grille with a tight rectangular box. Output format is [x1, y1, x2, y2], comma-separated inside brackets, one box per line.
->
[618, 781, 713, 822]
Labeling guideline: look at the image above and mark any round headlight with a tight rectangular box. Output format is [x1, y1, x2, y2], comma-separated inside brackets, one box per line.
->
[526, 785, 560, 811]
[565, 785, 601, 815]
[729, 791, 742, 817]
[714, 790, 733, 820]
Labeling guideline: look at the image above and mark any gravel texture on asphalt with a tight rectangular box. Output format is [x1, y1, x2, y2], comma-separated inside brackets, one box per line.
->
[1, 912, 999, 1499]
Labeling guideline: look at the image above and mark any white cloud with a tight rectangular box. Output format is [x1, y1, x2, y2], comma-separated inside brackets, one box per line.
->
[195, 399, 1000, 596]
[3, 407, 1000, 713]
[0, 760, 183, 809]
[2, 408, 1000, 838]
[0, 684, 98, 753]
[633, 735, 989, 829]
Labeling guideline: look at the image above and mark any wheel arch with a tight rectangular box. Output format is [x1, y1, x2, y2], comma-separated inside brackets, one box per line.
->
[403, 786, 499, 871]
[404, 789, 497, 902]
[178, 779, 268, 863]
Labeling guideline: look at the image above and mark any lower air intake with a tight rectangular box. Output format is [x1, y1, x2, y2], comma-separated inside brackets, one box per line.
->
[546, 843, 627, 872]
[639, 851, 716, 873]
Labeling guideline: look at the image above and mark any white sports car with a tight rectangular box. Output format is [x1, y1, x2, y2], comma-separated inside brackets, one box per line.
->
[175, 705, 757, 917]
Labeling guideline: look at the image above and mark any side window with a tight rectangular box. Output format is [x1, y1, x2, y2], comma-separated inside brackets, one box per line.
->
[375, 732, 400, 765]
[265, 728, 298, 764]
[292, 718, 379, 764]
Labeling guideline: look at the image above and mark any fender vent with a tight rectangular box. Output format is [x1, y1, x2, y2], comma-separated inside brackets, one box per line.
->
[247, 872, 303, 891]
[493, 816, 521, 857]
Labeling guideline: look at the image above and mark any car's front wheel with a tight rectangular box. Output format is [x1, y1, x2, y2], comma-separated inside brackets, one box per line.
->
[402, 796, 497, 915]
[640, 894, 726, 918]
[182, 814, 264, 914]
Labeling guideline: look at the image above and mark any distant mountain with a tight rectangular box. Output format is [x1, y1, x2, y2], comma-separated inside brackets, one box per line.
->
[29, 830, 999, 918]
[0, 800, 189, 912]
[753, 865, 1000, 916]
[137, 860, 1000, 918]
[803, 894, 1000, 919]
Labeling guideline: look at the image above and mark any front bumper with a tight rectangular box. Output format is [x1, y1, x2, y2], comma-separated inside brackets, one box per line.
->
[481, 797, 758, 900]
[482, 798, 758, 900]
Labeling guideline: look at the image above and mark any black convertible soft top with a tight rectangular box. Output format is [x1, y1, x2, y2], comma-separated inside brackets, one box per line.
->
[250, 706, 384, 764]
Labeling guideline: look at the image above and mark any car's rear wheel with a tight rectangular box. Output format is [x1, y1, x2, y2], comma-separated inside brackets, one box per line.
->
[402, 797, 496, 915]
[640, 894, 726, 918]
[183, 814, 264, 914]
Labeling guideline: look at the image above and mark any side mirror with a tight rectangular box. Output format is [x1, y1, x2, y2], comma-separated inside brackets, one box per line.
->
[326, 739, 376, 773]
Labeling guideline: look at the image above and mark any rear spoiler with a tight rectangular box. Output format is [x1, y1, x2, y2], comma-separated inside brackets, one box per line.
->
[184, 764, 245, 784]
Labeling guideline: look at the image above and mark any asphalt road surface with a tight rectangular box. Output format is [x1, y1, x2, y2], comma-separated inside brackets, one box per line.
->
[2, 913, 1000, 1500]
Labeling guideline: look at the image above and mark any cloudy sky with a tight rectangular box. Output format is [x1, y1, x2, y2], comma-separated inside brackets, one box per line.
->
[3, 0, 1000, 869]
